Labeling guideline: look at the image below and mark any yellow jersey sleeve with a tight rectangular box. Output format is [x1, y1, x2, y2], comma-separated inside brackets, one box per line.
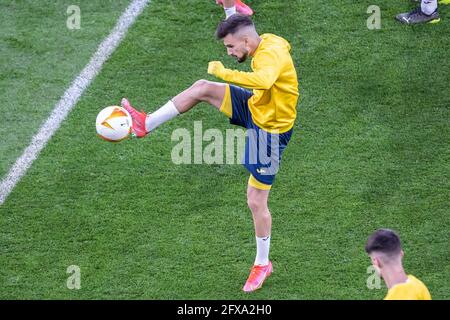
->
[217, 49, 281, 90]
[384, 275, 432, 300]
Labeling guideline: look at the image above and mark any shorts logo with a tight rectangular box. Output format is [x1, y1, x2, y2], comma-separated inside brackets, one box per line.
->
[171, 121, 287, 178]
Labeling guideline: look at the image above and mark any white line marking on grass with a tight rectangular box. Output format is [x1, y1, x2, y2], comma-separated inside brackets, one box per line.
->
[0, 0, 150, 205]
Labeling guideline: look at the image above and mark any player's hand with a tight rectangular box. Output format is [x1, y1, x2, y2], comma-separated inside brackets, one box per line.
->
[208, 61, 225, 77]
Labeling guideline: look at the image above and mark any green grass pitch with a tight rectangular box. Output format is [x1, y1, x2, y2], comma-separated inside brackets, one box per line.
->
[0, 0, 449, 299]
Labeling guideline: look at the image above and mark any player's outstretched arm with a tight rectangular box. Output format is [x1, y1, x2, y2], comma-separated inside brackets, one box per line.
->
[208, 60, 279, 90]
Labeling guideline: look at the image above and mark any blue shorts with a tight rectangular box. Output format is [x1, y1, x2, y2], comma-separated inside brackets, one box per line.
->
[219, 84, 293, 190]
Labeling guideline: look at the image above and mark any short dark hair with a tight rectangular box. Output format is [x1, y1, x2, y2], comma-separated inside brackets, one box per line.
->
[215, 14, 255, 39]
[365, 229, 402, 256]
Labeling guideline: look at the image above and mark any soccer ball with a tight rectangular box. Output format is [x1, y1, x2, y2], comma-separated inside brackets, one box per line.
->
[96, 106, 132, 142]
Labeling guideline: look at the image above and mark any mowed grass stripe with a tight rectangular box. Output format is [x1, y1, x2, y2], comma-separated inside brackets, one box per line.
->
[0, 0, 448, 299]
[0, 0, 150, 205]
[0, 1, 131, 178]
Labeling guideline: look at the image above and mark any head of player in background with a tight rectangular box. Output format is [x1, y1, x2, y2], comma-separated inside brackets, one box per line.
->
[215, 14, 260, 63]
[365, 228, 404, 278]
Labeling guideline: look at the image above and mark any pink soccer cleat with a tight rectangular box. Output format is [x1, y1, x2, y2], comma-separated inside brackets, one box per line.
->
[216, 0, 254, 16]
[235, 0, 254, 16]
[242, 261, 272, 292]
[121, 98, 149, 138]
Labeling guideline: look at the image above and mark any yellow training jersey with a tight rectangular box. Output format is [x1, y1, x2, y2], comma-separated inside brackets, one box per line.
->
[384, 275, 432, 300]
[218, 33, 299, 133]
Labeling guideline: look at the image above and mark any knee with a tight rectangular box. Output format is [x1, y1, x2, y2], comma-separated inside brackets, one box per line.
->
[192, 79, 211, 99]
[247, 195, 268, 215]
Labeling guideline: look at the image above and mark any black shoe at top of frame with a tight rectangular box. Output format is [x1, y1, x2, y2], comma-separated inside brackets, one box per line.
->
[396, 6, 440, 24]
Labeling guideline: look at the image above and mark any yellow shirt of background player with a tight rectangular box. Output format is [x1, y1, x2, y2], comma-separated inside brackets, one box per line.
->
[384, 275, 431, 300]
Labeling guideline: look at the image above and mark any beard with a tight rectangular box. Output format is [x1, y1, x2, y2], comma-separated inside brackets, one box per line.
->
[237, 50, 249, 63]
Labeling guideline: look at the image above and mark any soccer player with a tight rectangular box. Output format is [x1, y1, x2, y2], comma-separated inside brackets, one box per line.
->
[365, 229, 432, 300]
[121, 15, 299, 292]
[216, 0, 254, 18]
[395, 0, 449, 24]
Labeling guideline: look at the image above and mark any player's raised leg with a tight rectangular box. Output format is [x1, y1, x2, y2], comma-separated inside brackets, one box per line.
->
[172, 80, 226, 113]
[243, 184, 273, 292]
[121, 80, 226, 138]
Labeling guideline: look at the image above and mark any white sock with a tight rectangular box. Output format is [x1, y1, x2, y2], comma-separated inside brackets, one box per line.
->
[254, 236, 271, 266]
[145, 100, 179, 132]
[421, 0, 437, 15]
[224, 5, 236, 18]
